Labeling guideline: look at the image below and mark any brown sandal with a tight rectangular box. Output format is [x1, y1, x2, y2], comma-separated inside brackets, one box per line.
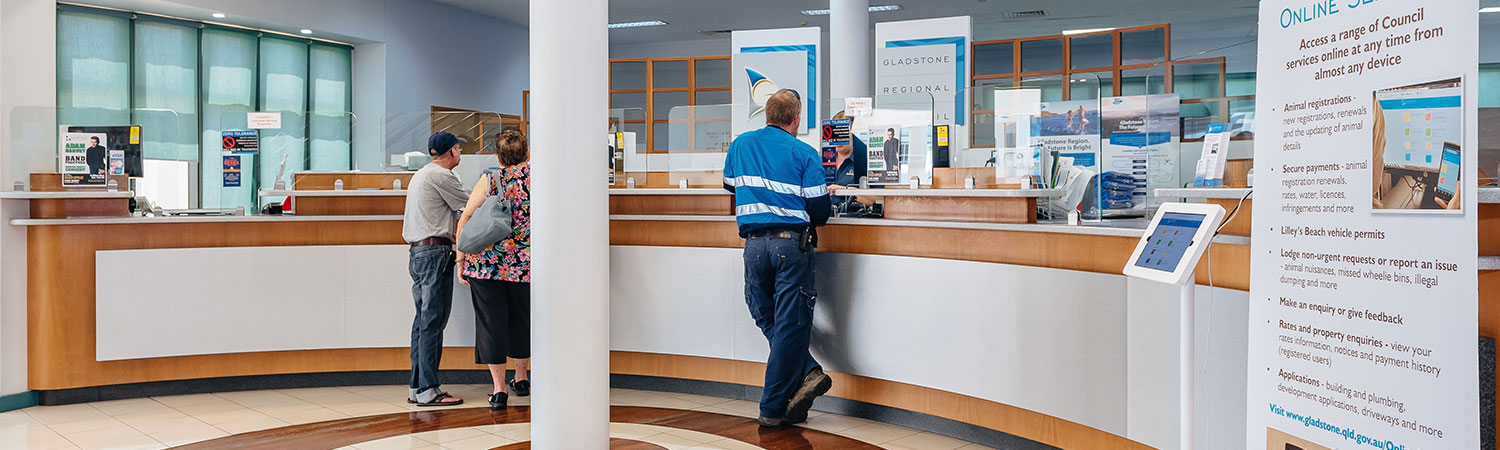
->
[416, 392, 463, 407]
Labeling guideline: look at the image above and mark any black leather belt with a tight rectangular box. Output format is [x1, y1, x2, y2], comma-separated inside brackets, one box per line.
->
[410, 237, 453, 247]
[747, 230, 801, 240]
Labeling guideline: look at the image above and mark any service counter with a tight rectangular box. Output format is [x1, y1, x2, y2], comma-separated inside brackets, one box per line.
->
[261, 189, 408, 216]
[0, 186, 1312, 450]
[832, 188, 1062, 224]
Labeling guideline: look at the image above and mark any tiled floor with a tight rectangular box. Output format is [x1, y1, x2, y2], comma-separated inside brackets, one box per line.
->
[0, 386, 995, 450]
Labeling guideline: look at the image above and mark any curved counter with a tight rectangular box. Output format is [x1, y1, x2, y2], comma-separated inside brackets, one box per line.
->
[15, 205, 1254, 450]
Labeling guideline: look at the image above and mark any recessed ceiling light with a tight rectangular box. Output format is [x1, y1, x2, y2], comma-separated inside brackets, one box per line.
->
[211, 13, 226, 18]
[300, 29, 313, 34]
[1062, 27, 1116, 35]
[1482, 6, 1500, 12]
[800, 4, 902, 16]
[608, 20, 668, 29]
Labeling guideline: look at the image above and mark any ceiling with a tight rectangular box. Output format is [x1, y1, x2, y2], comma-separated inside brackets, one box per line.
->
[432, 0, 1260, 45]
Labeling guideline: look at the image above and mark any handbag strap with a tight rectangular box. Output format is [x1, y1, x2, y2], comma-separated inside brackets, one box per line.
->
[487, 169, 502, 197]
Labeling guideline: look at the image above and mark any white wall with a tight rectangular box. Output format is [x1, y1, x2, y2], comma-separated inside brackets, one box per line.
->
[610, 38, 728, 59]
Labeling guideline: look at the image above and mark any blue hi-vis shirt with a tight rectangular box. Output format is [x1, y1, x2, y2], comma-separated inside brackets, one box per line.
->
[723, 126, 832, 237]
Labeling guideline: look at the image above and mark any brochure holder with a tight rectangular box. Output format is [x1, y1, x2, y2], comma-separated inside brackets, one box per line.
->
[1122, 202, 1226, 450]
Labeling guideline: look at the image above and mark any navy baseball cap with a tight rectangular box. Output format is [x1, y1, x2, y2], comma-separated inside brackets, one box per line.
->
[427, 131, 467, 156]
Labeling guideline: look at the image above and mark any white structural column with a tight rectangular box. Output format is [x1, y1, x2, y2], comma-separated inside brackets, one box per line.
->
[0, 0, 57, 399]
[529, 0, 610, 448]
[830, 0, 871, 99]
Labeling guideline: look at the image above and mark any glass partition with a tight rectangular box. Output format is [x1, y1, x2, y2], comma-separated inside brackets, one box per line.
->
[210, 109, 356, 208]
[3, 105, 302, 211]
[960, 74, 1105, 219]
[864, 92, 936, 186]
[9, 105, 162, 209]
[665, 104, 732, 188]
[1143, 39, 1259, 203]
[609, 107, 647, 187]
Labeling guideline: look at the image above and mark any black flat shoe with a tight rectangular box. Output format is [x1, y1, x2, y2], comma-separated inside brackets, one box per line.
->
[509, 379, 531, 397]
[489, 391, 508, 410]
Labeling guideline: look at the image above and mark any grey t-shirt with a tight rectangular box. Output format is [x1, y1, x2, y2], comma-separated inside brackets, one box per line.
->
[401, 163, 470, 243]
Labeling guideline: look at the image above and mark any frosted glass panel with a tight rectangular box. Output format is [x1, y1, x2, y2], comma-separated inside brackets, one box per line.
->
[133, 20, 199, 161]
[258, 37, 309, 201]
[57, 10, 130, 127]
[201, 28, 258, 210]
[309, 44, 352, 170]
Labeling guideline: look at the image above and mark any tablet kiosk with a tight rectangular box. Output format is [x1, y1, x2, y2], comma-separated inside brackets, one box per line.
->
[1123, 202, 1226, 285]
[1121, 202, 1227, 450]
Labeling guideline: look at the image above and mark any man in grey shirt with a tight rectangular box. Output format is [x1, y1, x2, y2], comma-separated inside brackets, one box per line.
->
[402, 131, 469, 406]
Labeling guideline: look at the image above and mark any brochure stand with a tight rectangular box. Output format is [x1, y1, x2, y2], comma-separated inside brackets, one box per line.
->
[1122, 202, 1226, 450]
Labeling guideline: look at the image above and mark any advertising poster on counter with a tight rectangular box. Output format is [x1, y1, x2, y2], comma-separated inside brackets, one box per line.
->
[1193, 123, 1231, 187]
[867, 125, 905, 184]
[1036, 99, 1102, 168]
[59, 130, 108, 186]
[731, 27, 821, 141]
[866, 125, 933, 185]
[1249, 2, 1478, 450]
[1100, 94, 1181, 211]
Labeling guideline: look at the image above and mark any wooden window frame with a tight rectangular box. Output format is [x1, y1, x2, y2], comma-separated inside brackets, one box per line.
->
[609, 55, 732, 154]
[966, 23, 1260, 147]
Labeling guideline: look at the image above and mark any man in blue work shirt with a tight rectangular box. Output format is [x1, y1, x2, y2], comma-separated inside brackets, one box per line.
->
[723, 89, 834, 427]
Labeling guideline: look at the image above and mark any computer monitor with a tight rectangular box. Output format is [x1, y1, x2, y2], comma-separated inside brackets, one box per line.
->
[1122, 202, 1226, 285]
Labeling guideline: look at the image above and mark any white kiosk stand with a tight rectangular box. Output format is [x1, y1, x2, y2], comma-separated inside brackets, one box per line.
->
[1122, 202, 1226, 450]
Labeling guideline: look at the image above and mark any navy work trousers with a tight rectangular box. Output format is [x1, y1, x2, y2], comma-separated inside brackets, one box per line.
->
[743, 235, 822, 419]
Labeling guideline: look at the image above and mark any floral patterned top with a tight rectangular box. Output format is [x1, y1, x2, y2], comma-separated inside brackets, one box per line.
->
[462, 165, 530, 282]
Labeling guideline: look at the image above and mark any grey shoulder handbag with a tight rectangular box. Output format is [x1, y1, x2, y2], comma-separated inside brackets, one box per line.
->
[457, 171, 514, 254]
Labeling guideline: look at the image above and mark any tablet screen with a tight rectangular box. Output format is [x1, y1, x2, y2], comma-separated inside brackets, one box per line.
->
[1133, 212, 1207, 272]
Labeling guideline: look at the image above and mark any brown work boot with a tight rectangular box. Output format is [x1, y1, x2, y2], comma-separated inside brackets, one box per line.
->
[784, 368, 832, 424]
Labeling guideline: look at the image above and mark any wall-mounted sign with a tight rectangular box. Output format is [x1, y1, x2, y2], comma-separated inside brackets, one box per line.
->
[731, 27, 822, 139]
[875, 16, 971, 127]
[247, 112, 282, 129]
[222, 130, 260, 155]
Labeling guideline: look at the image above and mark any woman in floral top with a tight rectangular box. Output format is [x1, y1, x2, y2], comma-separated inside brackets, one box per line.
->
[455, 130, 531, 410]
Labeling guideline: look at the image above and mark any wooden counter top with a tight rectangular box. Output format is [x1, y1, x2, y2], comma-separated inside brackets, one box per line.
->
[0, 191, 134, 199]
[607, 188, 731, 196]
[261, 189, 407, 197]
[833, 188, 1064, 198]
[13, 215, 402, 226]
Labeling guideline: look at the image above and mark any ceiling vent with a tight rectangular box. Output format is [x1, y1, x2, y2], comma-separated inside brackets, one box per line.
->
[1002, 10, 1047, 19]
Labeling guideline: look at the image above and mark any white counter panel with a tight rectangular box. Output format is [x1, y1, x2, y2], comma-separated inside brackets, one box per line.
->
[610, 245, 1133, 437]
[95, 245, 476, 361]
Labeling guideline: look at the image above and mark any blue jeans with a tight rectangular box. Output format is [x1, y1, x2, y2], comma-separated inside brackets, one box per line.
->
[409, 244, 455, 393]
[743, 236, 821, 419]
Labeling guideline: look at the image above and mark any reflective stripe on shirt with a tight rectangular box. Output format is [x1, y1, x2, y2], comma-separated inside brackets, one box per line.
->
[724, 175, 828, 198]
[736, 202, 811, 221]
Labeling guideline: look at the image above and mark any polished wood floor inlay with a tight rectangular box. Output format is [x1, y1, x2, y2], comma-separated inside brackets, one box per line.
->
[492, 438, 668, 450]
[168, 406, 885, 450]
